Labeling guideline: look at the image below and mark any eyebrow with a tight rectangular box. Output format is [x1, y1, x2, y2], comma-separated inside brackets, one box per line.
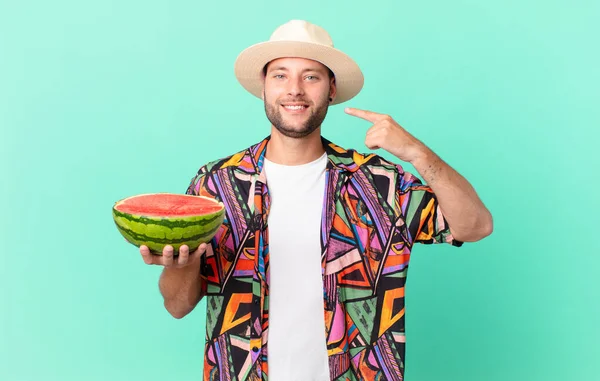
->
[267, 66, 326, 74]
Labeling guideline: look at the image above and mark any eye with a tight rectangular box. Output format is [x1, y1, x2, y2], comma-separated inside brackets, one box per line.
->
[273, 74, 285, 79]
[305, 75, 319, 81]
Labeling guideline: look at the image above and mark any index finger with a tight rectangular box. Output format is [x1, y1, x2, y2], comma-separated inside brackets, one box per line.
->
[344, 107, 386, 123]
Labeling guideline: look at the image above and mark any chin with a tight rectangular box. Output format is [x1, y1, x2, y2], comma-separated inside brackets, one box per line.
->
[274, 124, 319, 139]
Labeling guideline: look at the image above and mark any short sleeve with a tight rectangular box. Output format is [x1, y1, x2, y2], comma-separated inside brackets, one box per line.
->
[184, 165, 217, 286]
[397, 166, 463, 247]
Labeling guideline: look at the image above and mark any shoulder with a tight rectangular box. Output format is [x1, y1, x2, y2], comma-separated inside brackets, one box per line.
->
[193, 144, 258, 177]
[330, 142, 425, 192]
[186, 142, 259, 196]
[330, 141, 409, 176]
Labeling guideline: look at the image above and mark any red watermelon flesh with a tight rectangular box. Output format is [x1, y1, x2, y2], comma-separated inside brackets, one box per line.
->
[115, 193, 223, 217]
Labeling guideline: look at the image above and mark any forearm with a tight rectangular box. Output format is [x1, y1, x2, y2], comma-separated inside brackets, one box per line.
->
[411, 148, 493, 242]
[159, 261, 205, 318]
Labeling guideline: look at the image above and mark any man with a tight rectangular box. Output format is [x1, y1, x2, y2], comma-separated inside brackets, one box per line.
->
[140, 20, 492, 381]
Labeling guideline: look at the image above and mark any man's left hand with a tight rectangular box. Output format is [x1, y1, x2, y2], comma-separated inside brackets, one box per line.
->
[345, 107, 431, 164]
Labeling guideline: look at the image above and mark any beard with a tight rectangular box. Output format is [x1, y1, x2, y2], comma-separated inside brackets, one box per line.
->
[263, 92, 330, 139]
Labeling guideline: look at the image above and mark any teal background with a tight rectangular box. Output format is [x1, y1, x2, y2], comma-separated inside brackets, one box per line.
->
[1, 0, 598, 380]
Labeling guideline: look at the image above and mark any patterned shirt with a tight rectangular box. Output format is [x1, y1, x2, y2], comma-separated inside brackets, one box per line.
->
[185, 136, 462, 381]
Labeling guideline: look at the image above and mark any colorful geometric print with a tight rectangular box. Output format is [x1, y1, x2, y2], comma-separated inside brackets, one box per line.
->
[186, 136, 462, 381]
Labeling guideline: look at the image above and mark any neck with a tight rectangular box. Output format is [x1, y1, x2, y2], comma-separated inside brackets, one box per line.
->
[265, 127, 325, 165]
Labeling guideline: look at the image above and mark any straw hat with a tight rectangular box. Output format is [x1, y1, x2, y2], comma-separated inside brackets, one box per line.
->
[234, 20, 364, 105]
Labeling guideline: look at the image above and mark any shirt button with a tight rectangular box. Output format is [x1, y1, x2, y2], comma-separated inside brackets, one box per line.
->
[253, 297, 259, 305]
[252, 346, 259, 353]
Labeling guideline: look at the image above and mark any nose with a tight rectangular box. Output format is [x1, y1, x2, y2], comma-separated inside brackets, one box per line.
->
[287, 76, 305, 97]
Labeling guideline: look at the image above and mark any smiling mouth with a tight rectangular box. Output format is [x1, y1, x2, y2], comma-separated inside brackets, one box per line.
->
[281, 103, 309, 112]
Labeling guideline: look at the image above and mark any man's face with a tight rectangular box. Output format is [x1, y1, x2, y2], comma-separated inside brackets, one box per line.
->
[262, 57, 336, 138]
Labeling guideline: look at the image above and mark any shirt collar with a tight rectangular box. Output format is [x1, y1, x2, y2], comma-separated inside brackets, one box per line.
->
[239, 135, 377, 179]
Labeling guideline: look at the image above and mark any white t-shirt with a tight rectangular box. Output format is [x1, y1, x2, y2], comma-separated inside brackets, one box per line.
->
[263, 152, 330, 381]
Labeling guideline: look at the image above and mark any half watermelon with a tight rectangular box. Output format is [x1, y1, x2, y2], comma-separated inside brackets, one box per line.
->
[112, 193, 225, 255]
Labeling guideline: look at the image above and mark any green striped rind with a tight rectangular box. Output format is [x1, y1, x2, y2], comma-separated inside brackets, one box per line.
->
[114, 224, 218, 254]
[112, 208, 222, 229]
[113, 210, 223, 240]
[114, 223, 219, 244]
[112, 197, 225, 255]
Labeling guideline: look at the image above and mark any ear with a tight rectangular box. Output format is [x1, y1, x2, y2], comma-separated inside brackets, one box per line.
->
[329, 77, 337, 103]
[261, 70, 267, 101]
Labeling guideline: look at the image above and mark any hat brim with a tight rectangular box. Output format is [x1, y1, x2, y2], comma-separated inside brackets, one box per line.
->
[234, 40, 364, 105]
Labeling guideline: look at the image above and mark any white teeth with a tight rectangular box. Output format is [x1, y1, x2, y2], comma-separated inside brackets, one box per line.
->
[284, 105, 304, 110]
